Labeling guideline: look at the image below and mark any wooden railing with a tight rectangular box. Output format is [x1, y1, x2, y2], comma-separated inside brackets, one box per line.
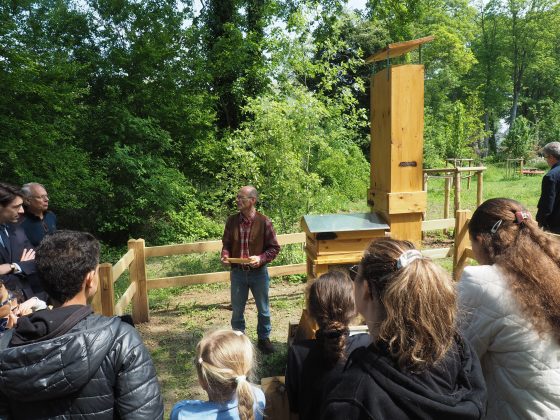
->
[90, 216, 472, 323]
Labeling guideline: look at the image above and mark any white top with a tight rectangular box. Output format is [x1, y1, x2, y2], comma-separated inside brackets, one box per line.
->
[458, 264, 560, 419]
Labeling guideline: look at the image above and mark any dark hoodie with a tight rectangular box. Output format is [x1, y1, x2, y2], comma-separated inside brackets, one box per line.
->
[321, 336, 486, 420]
[0, 306, 163, 419]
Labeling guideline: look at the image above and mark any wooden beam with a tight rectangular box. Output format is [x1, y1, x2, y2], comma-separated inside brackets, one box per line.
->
[112, 249, 135, 281]
[365, 35, 435, 63]
[147, 263, 307, 290]
[98, 263, 115, 316]
[144, 233, 306, 258]
[129, 239, 149, 323]
[421, 247, 452, 259]
[453, 210, 472, 280]
[114, 281, 138, 316]
[421, 218, 455, 231]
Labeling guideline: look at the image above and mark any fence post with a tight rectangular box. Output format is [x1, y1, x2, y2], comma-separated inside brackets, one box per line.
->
[98, 263, 115, 316]
[476, 171, 483, 206]
[444, 176, 451, 234]
[453, 209, 471, 281]
[129, 238, 149, 323]
[454, 169, 461, 215]
[90, 278, 103, 314]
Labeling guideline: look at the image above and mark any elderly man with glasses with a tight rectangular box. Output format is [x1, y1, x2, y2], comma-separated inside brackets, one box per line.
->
[221, 186, 280, 354]
[537, 142, 560, 233]
[21, 182, 57, 247]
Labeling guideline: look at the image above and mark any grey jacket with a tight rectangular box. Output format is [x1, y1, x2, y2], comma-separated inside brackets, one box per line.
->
[0, 313, 163, 419]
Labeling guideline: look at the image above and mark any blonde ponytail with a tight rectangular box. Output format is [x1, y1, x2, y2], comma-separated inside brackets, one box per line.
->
[195, 330, 257, 419]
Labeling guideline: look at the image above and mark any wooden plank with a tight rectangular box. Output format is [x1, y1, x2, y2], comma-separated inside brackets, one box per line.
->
[423, 168, 455, 174]
[148, 271, 230, 289]
[316, 238, 375, 254]
[477, 171, 483, 206]
[98, 263, 115, 316]
[147, 263, 307, 290]
[390, 65, 425, 193]
[314, 252, 363, 265]
[387, 191, 427, 214]
[144, 233, 305, 258]
[453, 210, 471, 280]
[268, 263, 306, 277]
[112, 249, 135, 281]
[421, 247, 452, 259]
[421, 218, 455, 231]
[455, 166, 487, 172]
[464, 247, 475, 260]
[388, 213, 423, 246]
[145, 240, 222, 257]
[365, 35, 435, 63]
[114, 281, 137, 316]
[129, 239, 149, 323]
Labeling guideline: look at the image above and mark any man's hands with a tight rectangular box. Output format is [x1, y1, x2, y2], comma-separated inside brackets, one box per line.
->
[0, 264, 12, 275]
[221, 256, 230, 265]
[20, 248, 35, 261]
[249, 255, 261, 268]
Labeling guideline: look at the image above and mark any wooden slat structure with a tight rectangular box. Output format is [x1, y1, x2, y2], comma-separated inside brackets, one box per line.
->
[367, 37, 435, 245]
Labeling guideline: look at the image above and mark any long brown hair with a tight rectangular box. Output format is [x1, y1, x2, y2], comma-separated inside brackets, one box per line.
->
[307, 271, 356, 367]
[196, 330, 257, 420]
[469, 198, 560, 341]
[359, 238, 456, 371]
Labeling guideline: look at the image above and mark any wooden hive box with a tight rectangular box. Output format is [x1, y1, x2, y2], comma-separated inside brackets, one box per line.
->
[301, 212, 389, 280]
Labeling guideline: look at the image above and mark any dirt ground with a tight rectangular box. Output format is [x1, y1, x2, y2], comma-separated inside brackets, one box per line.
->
[136, 277, 307, 415]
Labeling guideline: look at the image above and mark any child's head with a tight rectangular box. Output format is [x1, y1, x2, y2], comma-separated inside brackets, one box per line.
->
[307, 270, 356, 366]
[357, 238, 456, 371]
[196, 329, 256, 420]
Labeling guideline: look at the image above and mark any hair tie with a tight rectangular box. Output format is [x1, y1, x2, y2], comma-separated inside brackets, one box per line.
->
[490, 219, 503, 234]
[235, 375, 246, 384]
[396, 250, 423, 269]
[514, 211, 531, 225]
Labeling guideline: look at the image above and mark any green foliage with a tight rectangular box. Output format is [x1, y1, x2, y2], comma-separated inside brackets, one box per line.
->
[501, 116, 536, 159]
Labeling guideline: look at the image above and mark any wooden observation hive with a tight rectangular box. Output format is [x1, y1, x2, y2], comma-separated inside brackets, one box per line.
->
[366, 36, 434, 245]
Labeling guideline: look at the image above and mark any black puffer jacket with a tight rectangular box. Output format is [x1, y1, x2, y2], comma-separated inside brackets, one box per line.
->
[0, 309, 164, 419]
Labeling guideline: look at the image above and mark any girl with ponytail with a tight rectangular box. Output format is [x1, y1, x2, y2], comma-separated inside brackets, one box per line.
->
[285, 270, 370, 419]
[170, 329, 265, 420]
[459, 198, 560, 418]
[322, 238, 486, 419]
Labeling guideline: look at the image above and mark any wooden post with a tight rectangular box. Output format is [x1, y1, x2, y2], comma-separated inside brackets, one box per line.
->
[476, 171, 483, 206]
[90, 279, 103, 314]
[453, 210, 471, 280]
[444, 176, 451, 234]
[129, 239, 149, 323]
[98, 263, 115, 316]
[454, 169, 461, 214]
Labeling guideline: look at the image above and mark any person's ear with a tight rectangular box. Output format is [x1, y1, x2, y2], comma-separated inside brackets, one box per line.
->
[84, 266, 99, 296]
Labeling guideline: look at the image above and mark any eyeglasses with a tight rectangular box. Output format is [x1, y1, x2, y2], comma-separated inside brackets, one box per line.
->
[348, 265, 360, 281]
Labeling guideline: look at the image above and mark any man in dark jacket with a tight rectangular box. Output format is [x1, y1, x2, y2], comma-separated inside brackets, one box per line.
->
[0, 183, 41, 299]
[537, 142, 560, 233]
[0, 230, 164, 419]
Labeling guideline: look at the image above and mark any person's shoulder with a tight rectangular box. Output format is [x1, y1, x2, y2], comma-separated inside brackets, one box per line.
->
[170, 400, 210, 420]
[347, 333, 372, 352]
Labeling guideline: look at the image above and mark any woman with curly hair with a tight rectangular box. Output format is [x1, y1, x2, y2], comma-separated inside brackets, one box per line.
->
[459, 197, 560, 419]
[285, 270, 370, 419]
[322, 238, 486, 419]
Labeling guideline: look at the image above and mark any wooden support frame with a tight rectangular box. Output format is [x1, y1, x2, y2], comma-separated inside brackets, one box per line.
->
[453, 210, 472, 280]
[129, 239, 149, 323]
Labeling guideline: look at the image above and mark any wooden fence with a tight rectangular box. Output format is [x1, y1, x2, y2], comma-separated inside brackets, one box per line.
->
[91, 216, 474, 323]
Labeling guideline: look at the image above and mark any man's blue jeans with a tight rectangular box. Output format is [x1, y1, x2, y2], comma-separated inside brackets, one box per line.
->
[230, 265, 271, 339]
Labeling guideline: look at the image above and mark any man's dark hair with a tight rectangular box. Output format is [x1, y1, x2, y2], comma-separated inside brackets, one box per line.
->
[36, 230, 100, 304]
[0, 183, 23, 207]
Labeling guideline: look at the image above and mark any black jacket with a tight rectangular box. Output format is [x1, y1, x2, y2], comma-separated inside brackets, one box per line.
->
[0, 307, 163, 419]
[537, 162, 560, 232]
[0, 223, 39, 299]
[321, 337, 487, 420]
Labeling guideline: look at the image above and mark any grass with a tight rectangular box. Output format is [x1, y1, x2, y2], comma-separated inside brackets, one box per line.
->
[118, 163, 544, 416]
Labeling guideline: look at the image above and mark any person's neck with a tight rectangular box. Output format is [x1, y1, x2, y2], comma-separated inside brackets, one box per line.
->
[28, 208, 44, 219]
[60, 294, 87, 307]
[241, 207, 256, 219]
